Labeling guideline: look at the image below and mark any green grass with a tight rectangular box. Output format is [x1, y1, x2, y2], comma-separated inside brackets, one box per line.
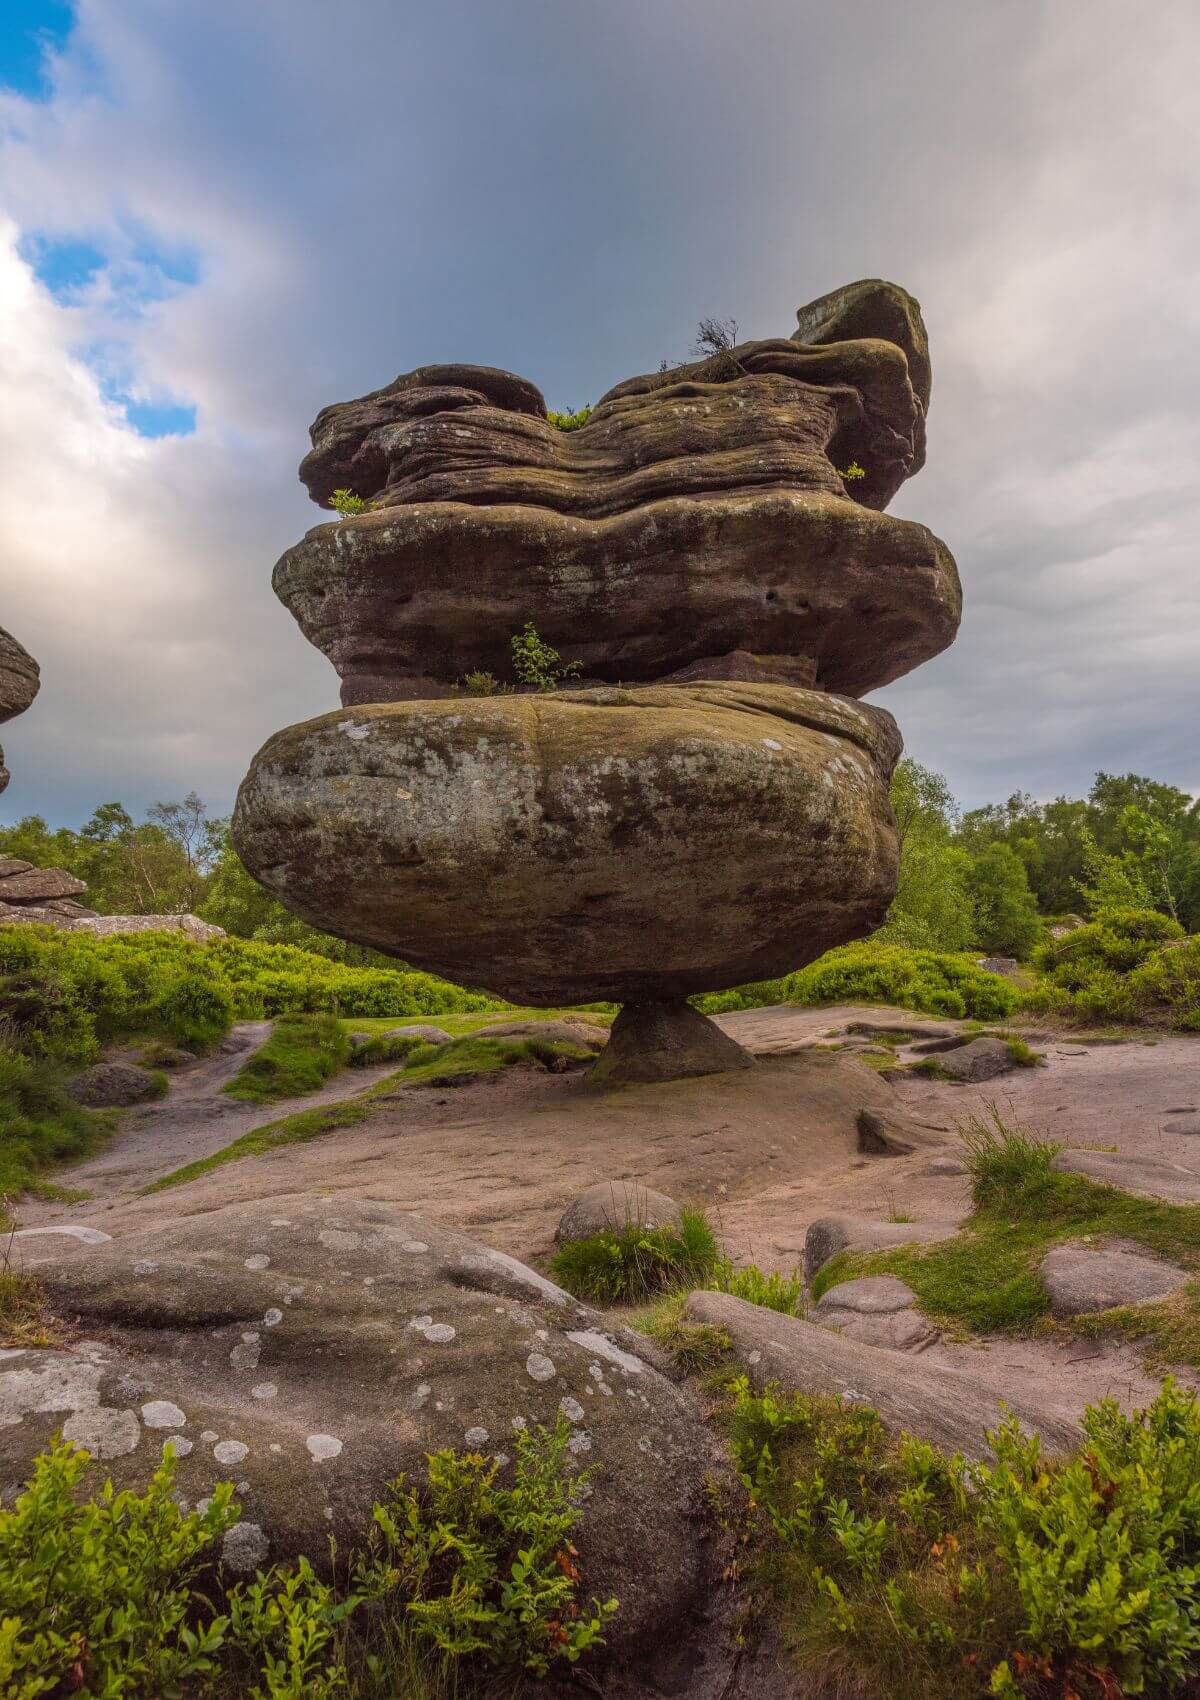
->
[0, 1047, 114, 1224]
[146, 1034, 598, 1193]
[223, 1012, 351, 1104]
[551, 1208, 719, 1304]
[338, 1007, 614, 1039]
[0, 1268, 59, 1347]
[811, 1111, 1200, 1355]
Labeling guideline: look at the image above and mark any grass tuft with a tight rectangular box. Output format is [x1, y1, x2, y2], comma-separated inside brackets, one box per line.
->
[551, 1208, 718, 1304]
[223, 1012, 351, 1104]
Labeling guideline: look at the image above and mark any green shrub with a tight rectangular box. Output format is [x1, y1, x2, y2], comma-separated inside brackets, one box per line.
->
[0, 1441, 237, 1696]
[1, 1424, 616, 1697]
[710, 1258, 804, 1315]
[155, 968, 234, 1052]
[0, 1045, 111, 1216]
[224, 1012, 351, 1104]
[551, 1208, 718, 1304]
[693, 976, 789, 1014]
[510, 623, 580, 693]
[724, 1373, 1200, 1700]
[1028, 907, 1188, 1025]
[347, 1030, 428, 1067]
[784, 943, 1020, 1022]
[546, 405, 592, 431]
[357, 1417, 616, 1675]
[329, 488, 369, 516]
[1129, 936, 1200, 1032]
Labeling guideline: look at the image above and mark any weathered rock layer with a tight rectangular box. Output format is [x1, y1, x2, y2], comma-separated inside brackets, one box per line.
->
[0, 623, 40, 794]
[233, 682, 901, 1005]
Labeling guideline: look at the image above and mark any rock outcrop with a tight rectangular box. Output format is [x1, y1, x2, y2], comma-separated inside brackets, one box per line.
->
[5, 1198, 730, 1682]
[0, 624, 40, 794]
[234, 280, 960, 1078]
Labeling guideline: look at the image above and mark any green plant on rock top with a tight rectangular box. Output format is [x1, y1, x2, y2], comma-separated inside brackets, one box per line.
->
[329, 488, 370, 517]
[510, 622, 581, 693]
[546, 405, 592, 431]
[836, 460, 867, 481]
[356, 1416, 616, 1676]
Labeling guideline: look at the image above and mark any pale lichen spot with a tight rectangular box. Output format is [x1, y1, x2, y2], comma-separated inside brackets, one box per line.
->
[464, 1426, 489, 1447]
[214, 1439, 250, 1465]
[559, 1396, 585, 1423]
[526, 1352, 556, 1382]
[244, 1254, 270, 1271]
[222, 1521, 270, 1573]
[141, 1399, 186, 1429]
[251, 1383, 278, 1400]
[306, 1433, 343, 1462]
[263, 1308, 283, 1327]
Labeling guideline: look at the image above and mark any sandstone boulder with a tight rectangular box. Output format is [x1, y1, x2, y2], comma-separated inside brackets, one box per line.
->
[69, 1061, 165, 1108]
[936, 1036, 1014, 1083]
[71, 913, 227, 942]
[1052, 1149, 1200, 1204]
[233, 682, 900, 1007]
[1040, 1242, 1189, 1318]
[812, 1275, 937, 1352]
[557, 1182, 682, 1245]
[804, 1213, 959, 1280]
[5, 1198, 728, 1674]
[684, 1291, 1080, 1459]
[0, 624, 39, 794]
[0, 865, 87, 903]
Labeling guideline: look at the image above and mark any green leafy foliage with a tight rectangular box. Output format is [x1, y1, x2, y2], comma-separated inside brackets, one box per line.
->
[784, 942, 1020, 1021]
[724, 1373, 1200, 1700]
[551, 1207, 718, 1303]
[225, 1012, 352, 1104]
[546, 405, 592, 430]
[510, 622, 580, 692]
[0, 1044, 111, 1215]
[329, 488, 370, 516]
[710, 1257, 804, 1315]
[1028, 907, 1186, 1023]
[1, 1425, 616, 1697]
[836, 460, 867, 481]
[965, 843, 1042, 958]
[0, 1441, 237, 1697]
[357, 1417, 616, 1675]
[879, 759, 978, 952]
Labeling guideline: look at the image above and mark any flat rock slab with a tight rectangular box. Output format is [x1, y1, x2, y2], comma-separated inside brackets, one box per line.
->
[4, 1196, 726, 1671]
[805, 1214, 960, 1280]
[684, 1291, 1079, 1459]
[936, 1037, 1014, 1083]
[1053, 1148, 1200, 1203]
[1165, 1117, 1200, 1136]
[1040, 1242, 1190, 1318]
[813, 1275, 937, 1352]
[557, 1181, 681, 1245]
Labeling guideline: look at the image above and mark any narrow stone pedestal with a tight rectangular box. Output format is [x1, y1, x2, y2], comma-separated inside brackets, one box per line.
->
[588, 1001, 754, 1086]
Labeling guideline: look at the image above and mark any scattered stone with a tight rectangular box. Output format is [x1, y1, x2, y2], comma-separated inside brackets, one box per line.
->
[977, 956, 1019, 977]
[1052, 1149, 1200, 1204]
[141, 1047, 197, 1070]
[813, 1276, 937, 1352]
[1165, 1117, 1200, 1136]
[556, 1181, 681, 1245]
[1040, 1242, 1189, 1318]
[685, 1291, 1079, 1458]
[6, 1196, 727, 1666]
[935, 1037, 1014, 1084]
[923, 1155, 968, 1177]
[856, 1108, 915, 1156]
[349, 1023, 452, 1050]
[804, 1215, 959, 1280]
[69, 1062, 165, 1108]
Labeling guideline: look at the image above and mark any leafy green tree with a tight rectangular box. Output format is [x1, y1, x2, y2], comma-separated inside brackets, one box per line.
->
[877, 760, 976, 951]
[964, 842, 1042, 958]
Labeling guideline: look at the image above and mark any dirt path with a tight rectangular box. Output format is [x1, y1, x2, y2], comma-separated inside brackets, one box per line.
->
[16, 1022, 403, 1220]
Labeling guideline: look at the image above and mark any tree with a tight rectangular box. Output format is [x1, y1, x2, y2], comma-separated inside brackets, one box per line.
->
[877, 760, 977, 951]
[964, 843, 1042, 958]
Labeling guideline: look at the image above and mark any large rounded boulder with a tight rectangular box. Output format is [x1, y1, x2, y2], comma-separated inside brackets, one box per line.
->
[232, 681, 901, 1006]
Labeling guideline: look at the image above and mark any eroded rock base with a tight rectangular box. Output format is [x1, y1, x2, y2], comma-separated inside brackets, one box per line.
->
[588, 1001, 754, 1085]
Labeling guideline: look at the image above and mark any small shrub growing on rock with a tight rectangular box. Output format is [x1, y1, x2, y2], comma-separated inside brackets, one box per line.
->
[329, 488, 369, 516]
[724, 1373, 1200, 1700]
[836, 460, 867, 481]
[551, 1207, 718, 1303]
[710, 1257, 804, 1316]
[546, 405, 592, 431]
[510, 622, 580, 693]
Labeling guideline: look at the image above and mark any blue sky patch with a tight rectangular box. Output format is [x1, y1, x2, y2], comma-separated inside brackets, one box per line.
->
[120, 399, 197, 439]
[19, 232, 105, 300]
[0, 1, 75, 98]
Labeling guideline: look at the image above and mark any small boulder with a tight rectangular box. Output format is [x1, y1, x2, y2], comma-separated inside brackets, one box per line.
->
[1165, 1116, 1200, 1136]
[813, 1276, 936, 1352]
[475, 1018, 608, 1052]
[976, 956, 1019, 977]
[557, 1182, 682, 1245]
[923, 1154, 968, 1177]
[683, 1291, 1079, 1458]
[349, 1024, 452, 1050]
[936, 1037, 1014, 1083]
[1040, 1242, 1188, 1318]
[0, 866, 87, 903]
[69, 1062, 165, 1108]
[141, 1047, 197, 1071]
[1052, 1149, 1200, 1204]
[72, 913, 226, 942]
[804, 1214, 959, 1280]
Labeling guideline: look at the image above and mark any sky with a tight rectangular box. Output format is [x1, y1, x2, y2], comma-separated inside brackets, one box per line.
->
[0, 0, 1198, 827]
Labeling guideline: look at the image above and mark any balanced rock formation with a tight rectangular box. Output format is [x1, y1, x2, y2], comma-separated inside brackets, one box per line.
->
[235, 280, 961, 1079]
[0, 624, 40, 794]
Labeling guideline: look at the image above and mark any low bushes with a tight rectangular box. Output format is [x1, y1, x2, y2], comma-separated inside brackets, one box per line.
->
[1026, 908, 1196, 1026]
[725, 1373, 1200, 1699]
[551, 1208, 719, 1304]
[1, 1419, 614, 1698]
[224, 1012, 351, 1104]
[0, 1045, 111, 1215]
[0, 924, 506, 1065]
[782, 942, 1020, 1022]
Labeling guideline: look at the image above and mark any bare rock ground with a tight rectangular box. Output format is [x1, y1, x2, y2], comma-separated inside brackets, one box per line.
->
[15, 1004, 1200, 1423]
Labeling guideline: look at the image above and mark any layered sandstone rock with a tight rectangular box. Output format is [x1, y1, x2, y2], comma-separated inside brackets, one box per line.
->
[0, 624, 40, 794]
[235, 280, 959, 1079]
